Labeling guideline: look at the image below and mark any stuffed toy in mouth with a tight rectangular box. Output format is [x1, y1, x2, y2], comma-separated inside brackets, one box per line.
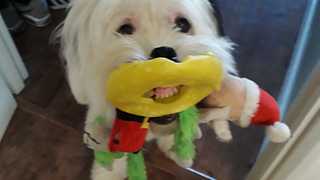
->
[106, 54, 223, 153]
[107, 54, 223, 117]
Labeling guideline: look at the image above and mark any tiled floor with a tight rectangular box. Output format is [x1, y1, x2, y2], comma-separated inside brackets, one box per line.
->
[0, 1, 307, 180]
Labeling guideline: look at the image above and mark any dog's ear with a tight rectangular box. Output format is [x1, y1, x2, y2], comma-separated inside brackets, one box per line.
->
[61, 26, 89, 105]
[66, 62, 88, 105]
[207, 0, 225, 36]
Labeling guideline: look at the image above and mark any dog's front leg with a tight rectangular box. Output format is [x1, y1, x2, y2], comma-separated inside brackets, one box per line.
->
[209, 119, 232, 142]
[84, 105, 115, 151]
[156, 134, 194, 168]
[200, 107, 233, 142]
[91, 156, 128, 180]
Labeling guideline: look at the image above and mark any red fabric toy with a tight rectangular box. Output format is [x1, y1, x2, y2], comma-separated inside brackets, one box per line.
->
[201, 75, 291, 143]
[108, 112, 150, 153]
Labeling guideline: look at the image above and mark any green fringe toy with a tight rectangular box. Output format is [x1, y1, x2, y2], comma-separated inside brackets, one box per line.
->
[94, 106, 199, 180]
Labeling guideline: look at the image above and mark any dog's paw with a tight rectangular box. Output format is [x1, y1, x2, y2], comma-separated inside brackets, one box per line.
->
[210, 120, 233, 143]
[83, 123, 109, 151]
[83, 131, 103, 150]
[91, 160, 127, 180]
[199, 107, 230, 123]
[157, 135, 194, 168]
[215, 129, 233, 142]
[167, 151, 193, 168]
[195, 126, 202, 139]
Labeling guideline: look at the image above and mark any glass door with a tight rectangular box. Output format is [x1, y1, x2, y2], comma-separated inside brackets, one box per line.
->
[247, 0, 320, 179]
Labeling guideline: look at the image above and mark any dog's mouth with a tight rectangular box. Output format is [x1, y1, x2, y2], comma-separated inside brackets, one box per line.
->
[145, 86, 182, 102]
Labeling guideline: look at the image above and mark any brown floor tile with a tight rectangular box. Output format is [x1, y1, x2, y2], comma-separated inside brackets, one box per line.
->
[144, 142, 204, 180]
[193, 125, 264, 180]
[21, 65, 64, 107]
[146, 163, 177, 180]
[0, 109, 92, 180]
[45, 82, 87, 131]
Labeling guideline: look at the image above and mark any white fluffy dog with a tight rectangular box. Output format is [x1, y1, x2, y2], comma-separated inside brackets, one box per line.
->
[61, 0, 236, 179]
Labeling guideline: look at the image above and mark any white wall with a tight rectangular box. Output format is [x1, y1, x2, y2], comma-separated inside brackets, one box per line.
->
[0, 77, 17, 140]
[0, 15, 28, 94]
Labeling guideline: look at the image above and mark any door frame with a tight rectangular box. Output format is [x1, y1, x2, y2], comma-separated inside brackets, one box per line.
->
[247, 63, 320, 180]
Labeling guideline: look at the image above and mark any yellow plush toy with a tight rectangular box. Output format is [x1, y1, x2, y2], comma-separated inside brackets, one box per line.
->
[106, 54, 223, 117]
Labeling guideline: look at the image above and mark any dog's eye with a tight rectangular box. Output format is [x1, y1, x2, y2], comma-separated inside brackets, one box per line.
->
[117, 23, 135, 35]
[174, 17, 191, 33]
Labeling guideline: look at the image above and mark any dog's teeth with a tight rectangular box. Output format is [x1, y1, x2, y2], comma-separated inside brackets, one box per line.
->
[153, 86, 180, 100]
[173, 88, 178, 94]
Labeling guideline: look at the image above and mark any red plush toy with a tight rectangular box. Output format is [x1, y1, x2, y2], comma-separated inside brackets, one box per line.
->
[108, 111, 150, 153]
[201, 75, 291, 143]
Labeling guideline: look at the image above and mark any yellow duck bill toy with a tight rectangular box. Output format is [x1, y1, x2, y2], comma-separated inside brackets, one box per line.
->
[105, 54, 223, 153]
[107, 54, 223, 117]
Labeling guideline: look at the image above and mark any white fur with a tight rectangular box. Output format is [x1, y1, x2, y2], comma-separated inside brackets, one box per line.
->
[157, 134, 193, 168]
[266, 122, 291, 143]
[200, 107, 232, 142]
[239, 78, 260, 127]
[61, 0, 236, 179]
[91, 157, 127, 180]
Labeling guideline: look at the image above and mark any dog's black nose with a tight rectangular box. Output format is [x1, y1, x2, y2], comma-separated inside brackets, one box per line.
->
[150, 46, 178, 62]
